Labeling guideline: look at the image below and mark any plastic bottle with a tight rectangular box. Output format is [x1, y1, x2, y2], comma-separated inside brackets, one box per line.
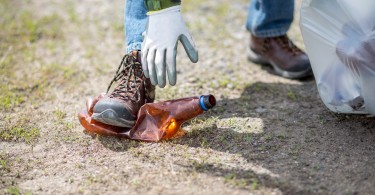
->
[78, 95, 216, 142]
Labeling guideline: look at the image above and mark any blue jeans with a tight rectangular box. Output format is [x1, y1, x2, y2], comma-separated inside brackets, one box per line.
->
[125, 0, 294, 53]
[246, 0, 294, 37]
[125, 0, 147, 53]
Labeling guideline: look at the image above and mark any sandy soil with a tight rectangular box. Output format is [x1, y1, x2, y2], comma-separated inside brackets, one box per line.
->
[1, 0, 375, 194]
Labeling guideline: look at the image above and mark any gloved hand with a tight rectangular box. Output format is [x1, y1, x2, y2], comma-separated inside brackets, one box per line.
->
[141, 6, 198, 88]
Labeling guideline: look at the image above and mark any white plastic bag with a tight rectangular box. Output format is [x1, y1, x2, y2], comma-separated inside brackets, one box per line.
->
[300, 0, 375, 114]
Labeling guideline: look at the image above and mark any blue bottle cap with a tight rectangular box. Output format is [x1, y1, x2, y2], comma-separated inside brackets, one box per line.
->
[199, 95, 216, 111]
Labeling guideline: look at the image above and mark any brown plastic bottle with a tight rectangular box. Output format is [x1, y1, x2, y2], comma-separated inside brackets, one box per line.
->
[78, 95, 216, 142]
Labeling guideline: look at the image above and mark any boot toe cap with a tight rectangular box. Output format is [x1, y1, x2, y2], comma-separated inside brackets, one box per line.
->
[93, 97, 137, 123]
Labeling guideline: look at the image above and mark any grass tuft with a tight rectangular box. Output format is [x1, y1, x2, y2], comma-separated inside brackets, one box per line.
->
[1, 117, 40, 144]
[0, 127, 40, 144]
[0, 152, 11, 173]
[287, 89, 297, 101]
[0, 90, 25, 109]
[6, 186, 20, 195]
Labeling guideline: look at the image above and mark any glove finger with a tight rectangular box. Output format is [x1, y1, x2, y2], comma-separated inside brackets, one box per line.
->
[141, 48, 150, 78]
[155, 49, 167, 88]
[180, 34, 198, 63]
[166, 47, 177, 86]
[147, 49, 158, 86]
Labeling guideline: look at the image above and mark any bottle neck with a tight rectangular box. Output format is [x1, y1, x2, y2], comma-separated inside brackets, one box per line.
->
[199, 95, 216, 111]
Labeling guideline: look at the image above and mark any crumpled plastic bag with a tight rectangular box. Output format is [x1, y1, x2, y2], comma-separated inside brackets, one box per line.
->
[300, 0, 375, 114]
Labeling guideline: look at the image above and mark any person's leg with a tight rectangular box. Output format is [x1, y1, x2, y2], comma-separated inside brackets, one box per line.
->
[246, 0, 312, 79]
[92, 0, 155, 128]
[246, 0, 294, 38]
[125, 0, 148, 53]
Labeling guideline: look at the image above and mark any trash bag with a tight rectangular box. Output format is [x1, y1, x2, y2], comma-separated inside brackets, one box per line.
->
[300, 0, 375, 114]
[78, 94, 216, 142]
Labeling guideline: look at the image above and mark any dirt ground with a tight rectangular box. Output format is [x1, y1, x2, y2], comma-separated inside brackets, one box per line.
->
[1, 0, 375, 194]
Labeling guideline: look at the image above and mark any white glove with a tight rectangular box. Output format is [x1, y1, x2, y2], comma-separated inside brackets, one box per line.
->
[141, 6, 198, 88]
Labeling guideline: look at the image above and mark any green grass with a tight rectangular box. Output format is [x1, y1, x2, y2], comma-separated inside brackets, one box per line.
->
[65, 3, 78, 23]
[1, 8, 62, 43]
[5, 186, 20, 195]
[0, 153, 11, 173]
[287, 89, 297, 101]
[0, 2, 67, 112]
[0, 116, 40, 144]
[213, 3, 230, 16]
[0, 90, 25, 109]
[223, 171, 260, 189]
[224, 173, 247, 187]
[0, 126, 40, 144]
[54, 109, 67, 123]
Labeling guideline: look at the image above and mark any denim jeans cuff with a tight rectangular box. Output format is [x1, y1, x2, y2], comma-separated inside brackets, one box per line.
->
[249, 27, 289, 38]
[126, 42, 142, 53]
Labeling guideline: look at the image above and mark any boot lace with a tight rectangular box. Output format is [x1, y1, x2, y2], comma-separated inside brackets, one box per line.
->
[275, 35, 303, 55]
[106, 54, 144, 102]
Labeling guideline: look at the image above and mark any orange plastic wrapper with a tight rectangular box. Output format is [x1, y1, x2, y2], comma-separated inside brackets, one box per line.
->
[78, 94, 216, 142]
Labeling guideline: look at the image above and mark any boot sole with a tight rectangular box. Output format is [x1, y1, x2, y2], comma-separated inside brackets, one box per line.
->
[247, 48, 312, 79]
[92, 109, 135, 128]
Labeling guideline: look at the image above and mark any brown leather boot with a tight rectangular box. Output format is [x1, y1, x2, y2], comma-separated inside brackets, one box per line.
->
[248, 34, 312, 79]
[92, 51, 156, 128]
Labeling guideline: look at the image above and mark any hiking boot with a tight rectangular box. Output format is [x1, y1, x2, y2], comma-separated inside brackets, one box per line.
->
[247, 34, 312, 79]
[92, 51, 155, 128]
